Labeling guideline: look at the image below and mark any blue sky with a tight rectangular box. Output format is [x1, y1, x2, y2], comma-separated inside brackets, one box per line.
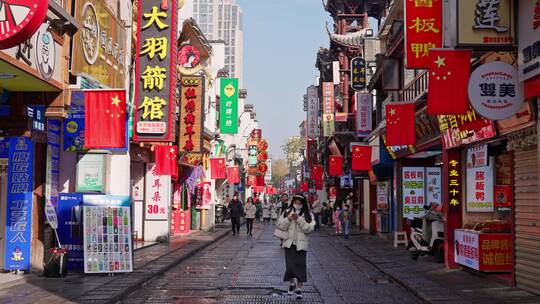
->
[238, 0, 331, 159]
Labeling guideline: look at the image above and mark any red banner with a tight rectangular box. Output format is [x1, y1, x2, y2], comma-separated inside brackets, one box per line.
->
[405, 0, 443, 68]
[312, 165, 324, 181]
[386, 103, 416, 146]
[307, 139, 318, 170]
[226, 166, 240, 184]
[351, 145, 372, 171]
[210, 158, 226, 179]
[328, 156, 343, 176]
[155, 145, 178, 177]
[84, 90, 127, 149]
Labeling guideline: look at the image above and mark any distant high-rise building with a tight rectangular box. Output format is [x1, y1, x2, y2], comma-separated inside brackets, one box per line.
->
[193, 0, 243, 80]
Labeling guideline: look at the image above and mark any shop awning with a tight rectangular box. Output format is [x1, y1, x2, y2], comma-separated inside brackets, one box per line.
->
[0, 53, 62, 92]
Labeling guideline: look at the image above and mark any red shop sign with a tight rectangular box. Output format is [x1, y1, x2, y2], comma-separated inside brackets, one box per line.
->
[447, 152, 462, 209]
[0, 0, 49, 50]
[405, 0, 443, 68]
[438, 107, 497, 150]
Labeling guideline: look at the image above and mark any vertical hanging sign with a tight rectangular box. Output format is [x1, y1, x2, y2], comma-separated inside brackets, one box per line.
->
[356, 92, 372, 137]
[322, 82, 334, 114]
[405, 0, 443, 68]
[134, 0, 176, 141]
[5, 137, 34, 272]
[220, 78, 239, 134]
[306, 85, 319, 139]
[350, 57, 366, 91]
[179, 76, 204, 152]
[402, 167, 426, 219]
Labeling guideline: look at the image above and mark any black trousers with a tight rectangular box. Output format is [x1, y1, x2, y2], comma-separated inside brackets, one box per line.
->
[231, 216, 240, 234]
[246, 218, 254, 234]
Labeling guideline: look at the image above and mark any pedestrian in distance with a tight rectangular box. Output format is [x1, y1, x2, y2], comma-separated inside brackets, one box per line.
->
[321, 202, 329, 225]
[334, 205, 342, 235]
[311, 195, 322, 231]
[244, 197, 257, 236]
[270, 200, 279, 225]
[339, 204, 353, 239]
[255, 199, 263, 222]
[280, 193, 290, 214]
[228, 194, 244, 236]
[262, 199, 271, 224]
[276, 193, 315, 300]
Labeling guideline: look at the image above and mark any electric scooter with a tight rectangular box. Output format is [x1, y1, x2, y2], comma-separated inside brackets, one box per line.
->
[408, 215, 445, 263]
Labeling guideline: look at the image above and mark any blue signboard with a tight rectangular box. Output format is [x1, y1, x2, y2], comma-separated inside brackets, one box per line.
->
[0, 137, 9, 158]
[64, 91, 85, 151]
[47, 119, 61, 209]
[57, 193, 85, 270]
[5, 137, 34, 271]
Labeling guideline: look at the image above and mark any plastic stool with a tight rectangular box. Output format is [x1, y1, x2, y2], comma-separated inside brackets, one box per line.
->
[394, 231, 408, 248]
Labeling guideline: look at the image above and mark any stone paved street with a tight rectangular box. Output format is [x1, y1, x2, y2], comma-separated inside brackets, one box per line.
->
[121, 223, 421, 304]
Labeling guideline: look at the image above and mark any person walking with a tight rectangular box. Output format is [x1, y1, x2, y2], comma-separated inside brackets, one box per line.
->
[262, 199, 271, 223]
[244, 197, 257, 236]
[280, 193, 290, 214]
[334, 205, 342, 235]
[270, 200, 279, 225]
[339, 204, 353, 239]
[277, 194, 315, 300]
[228, 194, 244, 236]
[255, 198, 263, 222]
[311, 195, 322, 231]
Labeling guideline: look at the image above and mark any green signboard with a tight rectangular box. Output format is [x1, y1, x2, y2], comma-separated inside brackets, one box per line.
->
[220, 78, 239, 134]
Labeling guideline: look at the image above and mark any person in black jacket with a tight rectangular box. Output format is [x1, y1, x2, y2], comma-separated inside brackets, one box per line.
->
[228, 194, 244, 235]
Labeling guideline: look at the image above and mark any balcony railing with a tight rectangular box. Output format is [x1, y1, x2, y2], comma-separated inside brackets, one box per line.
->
[399, 70, 428, 103]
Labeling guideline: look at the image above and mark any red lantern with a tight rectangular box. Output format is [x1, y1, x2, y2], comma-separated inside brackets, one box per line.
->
[258, 162, 268, 173]
[258, 140, 268, 151]
[257, 151, 268, 162]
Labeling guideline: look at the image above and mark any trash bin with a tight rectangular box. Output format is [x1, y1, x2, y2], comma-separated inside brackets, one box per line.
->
[43, 247, 68, 277]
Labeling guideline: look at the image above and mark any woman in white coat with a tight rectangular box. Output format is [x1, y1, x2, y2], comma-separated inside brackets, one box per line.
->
[262, 199, 271, 223]
[276, 194, 315, 300]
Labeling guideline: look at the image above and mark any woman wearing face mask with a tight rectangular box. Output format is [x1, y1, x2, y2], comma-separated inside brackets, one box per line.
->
[244, 197, 257, 236]
[276, 193, 315, 300]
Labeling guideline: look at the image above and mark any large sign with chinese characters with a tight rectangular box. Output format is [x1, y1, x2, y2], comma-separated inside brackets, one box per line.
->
[0, 0, 48, 49]
[73, 0, 127, 88]
[438, 107, 497, 149]
[58, 193, 85, 270]
[220, 78, 239, 134]
[468, 61, 524, 120]
[306, 85, 319, 139]
[466, 157, 494, 212]
[356, 92, 372, 137]
[456, 0, 515, 47]
[404, 0, 443, 68]
[5, 137, 33, 271]
[455, 230, 512, 272]
[179, 76, 203, 153]
[145, 163, 171, 221]
[350, 57, 366, 91]
[518, 0, 540, 81]
[134, 0, 176, 142]
[322, 82, 334, 114]
[402, 167, 425, 219]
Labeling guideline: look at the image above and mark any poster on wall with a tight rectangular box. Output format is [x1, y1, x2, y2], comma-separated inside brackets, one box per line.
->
[196, 182, 212, 210]
[83, 195, 133, 273]
[466, 157, 495, 212]
[454, 229, 480, 270]
[425, 167, 442, 211]
[145, 163, 171, 220]
[76, 153, 105, 192]
[5, 137, 34, 271]
[402, 167, 425, 219]
[58, 193, 85, 270]
[466, 144, 488, 168]
[376, 182, 389, 210]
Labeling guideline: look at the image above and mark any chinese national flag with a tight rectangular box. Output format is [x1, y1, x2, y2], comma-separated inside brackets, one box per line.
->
[427, 49, 472, 115]
[155, 145, 178, 177]
[351, 145, 372, 171]
[312, 165, 324, 181]
[386, 103, 415, 146]
[84, 90, 126, 149]
[301, 181, 309, 192]
[226, 166, 240, 184]
[328, 155, 343, 176]
[210, 158, 226, 179]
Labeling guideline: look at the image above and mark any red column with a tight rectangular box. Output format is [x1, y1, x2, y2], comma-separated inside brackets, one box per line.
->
[443, 149, 463, 268]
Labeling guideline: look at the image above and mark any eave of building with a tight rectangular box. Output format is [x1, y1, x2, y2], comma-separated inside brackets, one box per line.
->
[180, 18, 213, 57]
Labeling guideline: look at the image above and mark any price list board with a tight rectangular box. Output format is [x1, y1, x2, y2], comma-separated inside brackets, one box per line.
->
[83, 195, 133, 274]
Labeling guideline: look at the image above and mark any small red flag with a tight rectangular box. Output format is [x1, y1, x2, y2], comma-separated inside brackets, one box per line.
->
[427, 49, 472, 115]
[155, 145, 177, 176]
[351, 145, 372, 171]
[386, 103, 415, 146]
[226, 166, 240, 184]
[301, 181, 309, 192]
[328, 155, 343, 176]
[312, 165, 324, 181]
[210, 158, 226, 179]
[84, 90, 126, 149]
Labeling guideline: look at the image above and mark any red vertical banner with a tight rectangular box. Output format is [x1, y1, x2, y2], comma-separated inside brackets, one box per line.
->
[210, 158, 226, 179]
[405, 0, 443, 68]
[306, 139, 318, 170]
[328, 156, 343, 176]
[444, 149, 463, 269]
